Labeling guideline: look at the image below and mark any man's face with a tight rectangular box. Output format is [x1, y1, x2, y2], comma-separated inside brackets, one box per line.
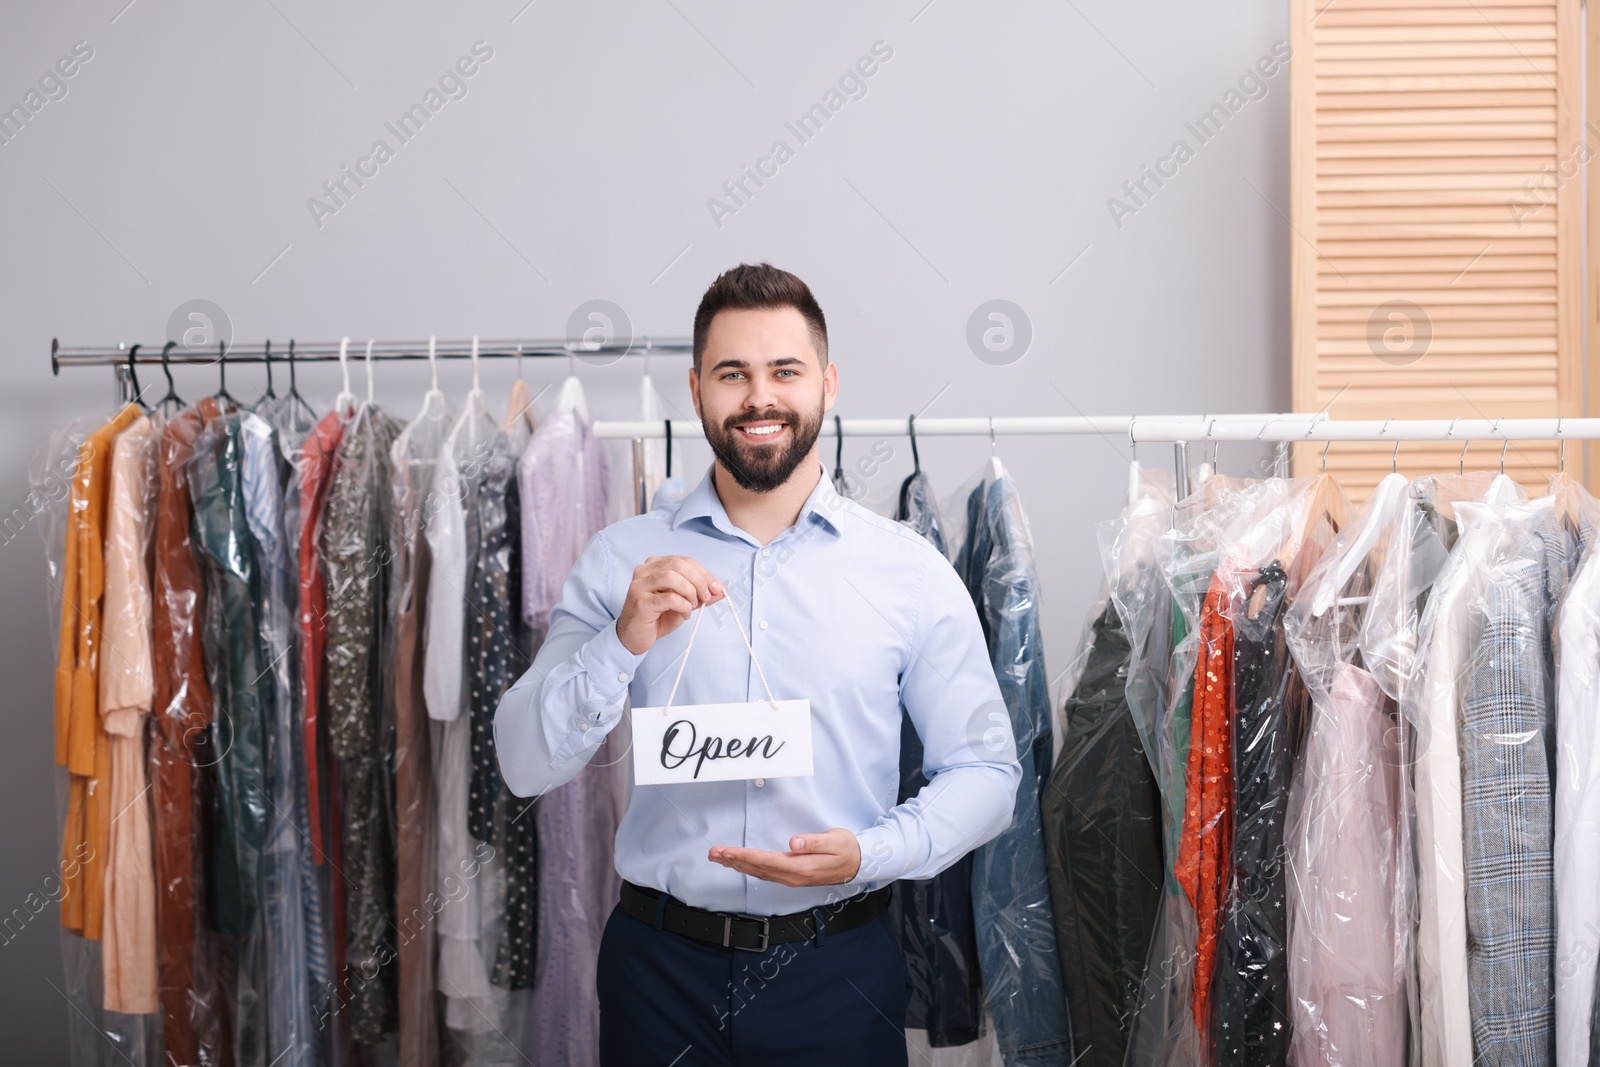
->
[690, 306, 837, 493]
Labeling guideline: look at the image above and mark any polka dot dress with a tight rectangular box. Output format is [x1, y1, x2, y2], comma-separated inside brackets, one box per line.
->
[467, 445, 515, 844]
[491, 452, 538, 990]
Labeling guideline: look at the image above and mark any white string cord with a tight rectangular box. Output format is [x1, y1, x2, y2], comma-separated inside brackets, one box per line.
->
[661, 583, 778, 712]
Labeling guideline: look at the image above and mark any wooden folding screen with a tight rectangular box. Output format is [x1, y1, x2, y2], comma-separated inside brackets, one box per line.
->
[1289, 0, 1582, 496]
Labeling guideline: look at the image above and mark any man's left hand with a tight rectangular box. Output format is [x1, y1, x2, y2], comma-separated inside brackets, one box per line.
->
[708, 829, 861, 887]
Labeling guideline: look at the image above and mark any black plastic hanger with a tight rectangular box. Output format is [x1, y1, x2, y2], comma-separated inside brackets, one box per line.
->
[833, 415, 845, 482]
[831, 414, 853, 496]
[214, 340, 239, 408]
[156, 341, 184, 414]
[125, 345, 151, 411]
[284, 339, 317, 425]
[664, 419, 673, 477]
[896, 414, 921, 520]
[253, 338, 277, 407]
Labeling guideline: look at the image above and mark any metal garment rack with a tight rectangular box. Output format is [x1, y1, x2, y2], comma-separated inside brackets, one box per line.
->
[597, 414, 1600, 512]
[48, 344, 1594, 505]
[50, 335, 696, 405]
[50, 336, 696, 368]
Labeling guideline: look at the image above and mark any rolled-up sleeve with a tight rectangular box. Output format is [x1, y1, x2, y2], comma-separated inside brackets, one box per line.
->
[494, 527, 644, 797]
[853, 553, 1022, 883]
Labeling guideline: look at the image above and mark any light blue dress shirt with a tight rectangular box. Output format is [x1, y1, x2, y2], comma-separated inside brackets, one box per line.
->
[494, 461, 1023, 916]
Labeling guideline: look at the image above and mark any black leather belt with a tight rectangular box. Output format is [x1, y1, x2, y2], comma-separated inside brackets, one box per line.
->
[619, 879, 891, 952]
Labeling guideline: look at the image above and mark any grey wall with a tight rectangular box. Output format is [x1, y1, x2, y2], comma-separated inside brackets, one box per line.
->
[0, 1, 1288, 1056]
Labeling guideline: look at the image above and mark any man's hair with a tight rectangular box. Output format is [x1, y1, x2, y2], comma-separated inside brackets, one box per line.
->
[692, 262, 828, 371]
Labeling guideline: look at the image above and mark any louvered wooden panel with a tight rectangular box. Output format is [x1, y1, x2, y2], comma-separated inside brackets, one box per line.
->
[1289, 0, 1581, 496]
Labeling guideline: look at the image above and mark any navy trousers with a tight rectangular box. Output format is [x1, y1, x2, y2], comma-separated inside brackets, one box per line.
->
[596, 899, 911, 1066]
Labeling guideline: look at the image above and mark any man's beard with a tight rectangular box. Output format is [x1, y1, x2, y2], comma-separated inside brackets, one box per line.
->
[704, 402, 824, 493]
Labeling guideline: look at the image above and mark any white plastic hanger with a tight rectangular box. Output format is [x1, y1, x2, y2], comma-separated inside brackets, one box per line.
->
[452, 333, 487, 427]
[555, 371, 590, 423]
[333, 336, 358, 414]
[417, 334, 448, 417]
[988, 417, 1003, 480]
[363, 338, 376, 408]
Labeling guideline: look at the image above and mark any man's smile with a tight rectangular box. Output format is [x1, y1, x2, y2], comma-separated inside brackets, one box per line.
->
[735, 421, 788, 441]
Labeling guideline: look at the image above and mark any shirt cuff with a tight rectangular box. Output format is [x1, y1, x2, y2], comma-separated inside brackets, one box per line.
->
[549, 621, 642, 767]
[853, 824, 905, 885]
[578, 619, 645, 703]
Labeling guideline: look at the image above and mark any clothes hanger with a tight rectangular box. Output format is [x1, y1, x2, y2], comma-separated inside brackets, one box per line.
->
[416, 334, 449, 418]
[125, 345, 151, 411]
[1310, 419, 1407, 617]
[213, 340, 241, 408]
[333, 337, 358, 416]
[664, 418, 673, 478]
[252, 338, 277, 409]
[897, 414, 922, 517]
[458, 333, 496, 428]
[284, 339, 317, 426]
[156, 341, 185, 415]
[1126, 416, 1142, 507]
[832, 414, 848, 491]
[1253, 421, 1347, 616]
[1546, 416, 1589, 530]
[364, 338, 377, 410]
[504, 340, 541, 434]
[988, 416, 1002, 479]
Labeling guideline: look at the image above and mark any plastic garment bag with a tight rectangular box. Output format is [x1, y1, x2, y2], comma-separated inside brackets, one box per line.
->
[898, 468, 949, 555]
[185, 413, 271, 1067]
[1038, 467, 1169, 1067]
[890, 465, 985, 1049]
[1281, 472, 1415, 1067]
[518, 377, 622, 1067]
[152, 398, 230, 1067]
[950, 459, 1075, 1066]
[1206, 475, 1344, 1067]
[493, 388, 541, 1000]
[1552, 474, 1600, 1067]
[1407, 473, 1529, 1067]
[320, 401, 404, 1046]
[388, 383, 453, 1067]
[1127, 473, 1290, 1067]
[424, 383, 523, 1061]
[237, 413, 319, 1067]
[38, 413, 164, 1067]
[100, 415, 160, 1023]
[1456, 479, 1579, 1065]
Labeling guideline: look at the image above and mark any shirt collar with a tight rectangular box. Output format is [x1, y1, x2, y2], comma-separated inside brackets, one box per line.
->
[671, 461, 846, 541]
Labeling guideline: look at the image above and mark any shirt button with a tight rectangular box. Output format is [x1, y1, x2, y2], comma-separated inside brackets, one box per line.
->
[759, 620, 768, 630]
[755, 778, 765, 788]
[617, 672, 628, 682]
[579, 723, 590, 732]
[761, 549, 771, 558]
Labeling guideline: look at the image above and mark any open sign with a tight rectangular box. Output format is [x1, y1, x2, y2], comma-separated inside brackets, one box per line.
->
[631, 699, 814, 786]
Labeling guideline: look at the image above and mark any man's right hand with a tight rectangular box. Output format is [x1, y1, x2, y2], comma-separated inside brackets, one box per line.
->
[617, 555, 724, 655]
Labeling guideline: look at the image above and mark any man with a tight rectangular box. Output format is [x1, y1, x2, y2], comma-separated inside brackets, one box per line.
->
[494, 262, 1022, 1066]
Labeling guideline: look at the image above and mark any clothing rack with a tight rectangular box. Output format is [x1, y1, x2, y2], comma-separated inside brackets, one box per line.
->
[599, 414, 1600, 512]
[54, 334, 696, 408]
[50, 335, 695, 370]
[47, 343, 1596, 497]
[594, 414, 1600, 442]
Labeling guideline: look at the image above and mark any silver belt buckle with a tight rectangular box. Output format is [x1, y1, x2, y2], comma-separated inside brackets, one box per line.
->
[724, 913, 771, 952]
